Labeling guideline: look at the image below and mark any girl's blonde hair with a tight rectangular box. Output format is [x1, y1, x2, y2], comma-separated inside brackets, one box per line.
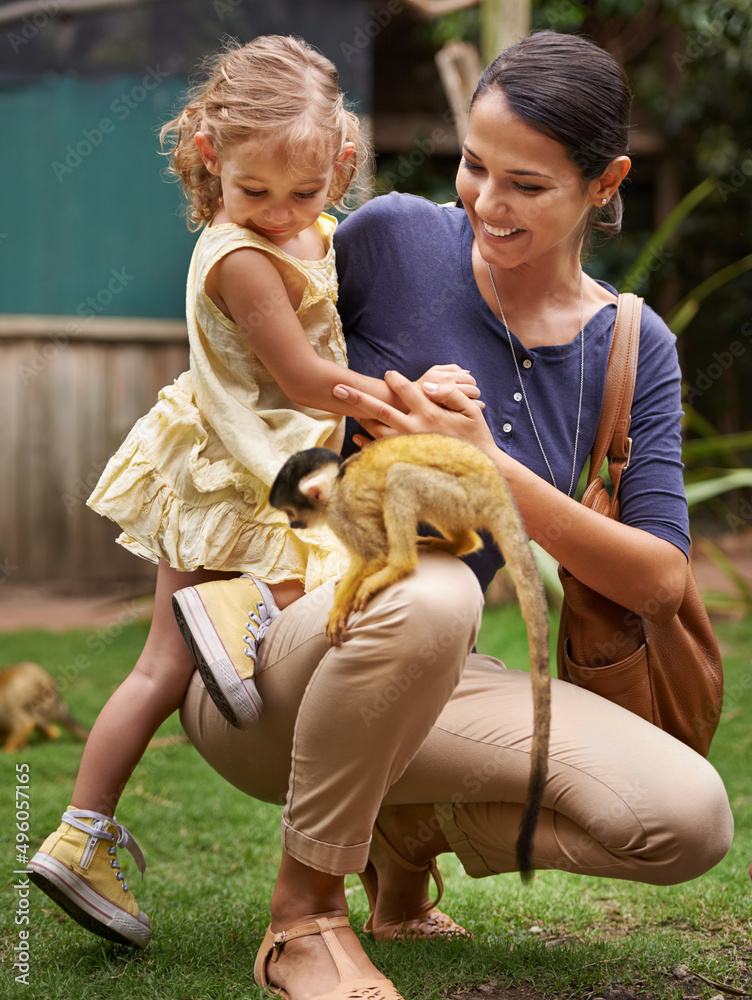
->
[161, 35, 368, 230]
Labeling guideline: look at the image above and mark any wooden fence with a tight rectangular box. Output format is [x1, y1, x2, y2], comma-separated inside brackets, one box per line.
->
[0, 315, 189, 586]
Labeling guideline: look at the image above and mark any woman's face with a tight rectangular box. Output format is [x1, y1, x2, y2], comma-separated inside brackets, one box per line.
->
[455, 90, 603, 270]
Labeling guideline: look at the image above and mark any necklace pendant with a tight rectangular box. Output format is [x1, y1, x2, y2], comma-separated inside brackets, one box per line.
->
[486, 262, 585, 497]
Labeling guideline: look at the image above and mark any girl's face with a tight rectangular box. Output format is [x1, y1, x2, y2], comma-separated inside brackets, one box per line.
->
[196, 134, 352, 245]
[455, 90, 611, 270]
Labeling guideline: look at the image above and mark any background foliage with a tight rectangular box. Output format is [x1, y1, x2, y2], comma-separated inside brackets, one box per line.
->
[375, 0, 752, 539]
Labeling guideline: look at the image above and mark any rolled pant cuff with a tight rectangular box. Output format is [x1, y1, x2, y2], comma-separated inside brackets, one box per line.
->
[282, 819, 370, 876]
[435, 802, 497, 879]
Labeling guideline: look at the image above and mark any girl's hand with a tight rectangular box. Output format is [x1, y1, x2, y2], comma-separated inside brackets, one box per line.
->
[333, 369, 498, 457]
[416, 364, 484, 407]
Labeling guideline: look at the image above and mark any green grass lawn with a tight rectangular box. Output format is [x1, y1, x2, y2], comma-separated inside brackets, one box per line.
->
[1, 606, 750, 999]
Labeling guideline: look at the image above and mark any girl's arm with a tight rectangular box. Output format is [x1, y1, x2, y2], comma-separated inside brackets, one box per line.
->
[209, 248, 480, 417]
[331, 370, 688, 625]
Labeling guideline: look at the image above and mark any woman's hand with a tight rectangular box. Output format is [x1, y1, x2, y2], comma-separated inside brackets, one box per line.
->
[416, 364, 484, 407]
[333, 369, 498, 456]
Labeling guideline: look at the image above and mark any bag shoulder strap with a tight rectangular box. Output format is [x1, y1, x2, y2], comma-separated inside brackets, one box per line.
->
[588, 292, 644, 499]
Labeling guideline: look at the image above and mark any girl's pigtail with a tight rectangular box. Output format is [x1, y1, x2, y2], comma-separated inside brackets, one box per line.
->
[160, 103, 222, 231]
[327, 105, 371, 213]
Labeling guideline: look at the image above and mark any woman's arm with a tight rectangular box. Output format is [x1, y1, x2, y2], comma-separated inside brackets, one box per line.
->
[333, 370, 687, 624]
[209, 248, 480, 418]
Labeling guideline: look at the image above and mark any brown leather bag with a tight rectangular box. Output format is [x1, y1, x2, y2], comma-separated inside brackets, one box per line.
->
[556, 292, 724, 756]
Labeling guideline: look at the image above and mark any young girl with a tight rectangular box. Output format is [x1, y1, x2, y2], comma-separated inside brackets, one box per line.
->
[27, 35, 478, 950]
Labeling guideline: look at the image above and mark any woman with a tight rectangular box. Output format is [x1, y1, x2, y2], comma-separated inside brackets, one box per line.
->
[179, 31, 733, 1000]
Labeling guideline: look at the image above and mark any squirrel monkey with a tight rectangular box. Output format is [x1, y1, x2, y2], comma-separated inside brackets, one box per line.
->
[0, 662, 90, 753]
[270, 432, 550, 879]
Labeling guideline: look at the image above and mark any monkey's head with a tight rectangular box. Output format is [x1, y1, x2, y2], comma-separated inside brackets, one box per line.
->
[269, 448, 343, 529]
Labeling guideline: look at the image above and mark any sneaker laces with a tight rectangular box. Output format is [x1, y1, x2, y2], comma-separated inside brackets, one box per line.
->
[62, 809, 147, 881]
[241, 576, 282, 660]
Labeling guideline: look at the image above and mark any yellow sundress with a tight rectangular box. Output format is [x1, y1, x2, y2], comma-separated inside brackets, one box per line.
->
[87, 214, 347, 591]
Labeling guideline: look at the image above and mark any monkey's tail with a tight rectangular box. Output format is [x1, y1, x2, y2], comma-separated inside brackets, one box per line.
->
[489, 506, 551, 883]
[516, 641, 550, 883]
[516, 605, 551, 882]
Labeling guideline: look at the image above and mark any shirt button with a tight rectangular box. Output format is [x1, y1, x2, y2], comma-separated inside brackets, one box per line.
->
[513, 392, 522, 402]
[522, 359, 533, 369]
[502, 422, 512, 433]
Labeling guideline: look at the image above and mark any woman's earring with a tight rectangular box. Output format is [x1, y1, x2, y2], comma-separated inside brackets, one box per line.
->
[601, 197, 608, 205]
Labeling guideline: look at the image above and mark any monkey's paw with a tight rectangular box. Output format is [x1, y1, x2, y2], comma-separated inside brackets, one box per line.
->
[353, 582, 377, 612]
[326, 614, 350, 647]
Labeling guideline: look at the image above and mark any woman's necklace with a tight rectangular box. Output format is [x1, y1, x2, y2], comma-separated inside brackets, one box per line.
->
[486, 262, 585, 497]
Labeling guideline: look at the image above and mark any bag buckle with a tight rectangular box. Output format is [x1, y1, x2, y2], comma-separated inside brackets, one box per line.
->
[624, 436, 633, 470]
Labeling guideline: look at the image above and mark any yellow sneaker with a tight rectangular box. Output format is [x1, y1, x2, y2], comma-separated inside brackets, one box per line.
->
[28, 808, 151, 947]
[172, 575, 280, 729]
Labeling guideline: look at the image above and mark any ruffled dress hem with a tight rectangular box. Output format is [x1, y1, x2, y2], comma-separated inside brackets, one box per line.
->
[87, 374, 345, 592]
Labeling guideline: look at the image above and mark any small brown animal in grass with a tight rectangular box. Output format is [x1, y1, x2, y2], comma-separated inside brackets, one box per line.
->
[0, 662, 90, 753]
[270, 432, 550, 879]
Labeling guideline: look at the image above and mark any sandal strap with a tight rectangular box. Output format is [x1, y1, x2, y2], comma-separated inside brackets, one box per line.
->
[270, 915, 350, 960]
[255, 915, 406, 998]
[371, 823, 443, 909]
[360, 823, 470, 941]
[426, 859, 443, 911]
[255, 915, 354, 985]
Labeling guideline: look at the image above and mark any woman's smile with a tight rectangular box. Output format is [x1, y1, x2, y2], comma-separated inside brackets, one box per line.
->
[480, 222, 525, 240]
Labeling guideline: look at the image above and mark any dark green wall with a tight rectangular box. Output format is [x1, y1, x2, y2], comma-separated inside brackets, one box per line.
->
[1, 73, 196, 318]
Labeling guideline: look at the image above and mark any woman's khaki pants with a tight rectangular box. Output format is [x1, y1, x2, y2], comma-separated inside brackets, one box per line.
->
[180, 552, 733, 882]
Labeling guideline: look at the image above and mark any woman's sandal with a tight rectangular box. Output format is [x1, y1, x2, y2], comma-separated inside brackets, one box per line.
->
[254, 914, 405, 1000]
[359, 824, 470, 941]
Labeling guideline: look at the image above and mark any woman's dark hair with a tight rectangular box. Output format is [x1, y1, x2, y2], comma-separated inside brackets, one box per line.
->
[470, 30, 632, 245]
